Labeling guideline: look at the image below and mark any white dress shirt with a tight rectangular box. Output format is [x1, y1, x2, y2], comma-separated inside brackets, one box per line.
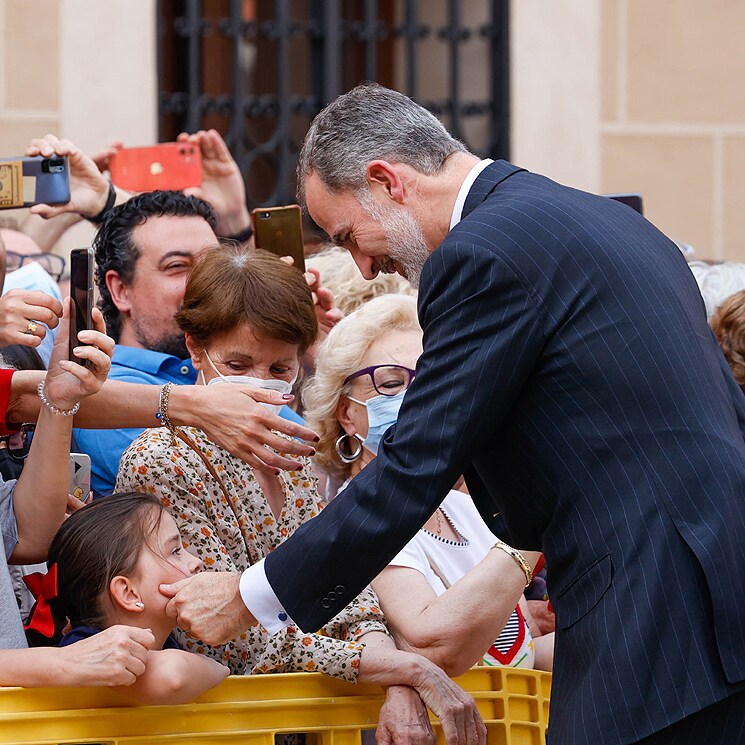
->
[239, 157, 495, 635]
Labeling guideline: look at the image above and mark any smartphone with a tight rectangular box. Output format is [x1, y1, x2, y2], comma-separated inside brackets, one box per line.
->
[605, 192, 644, 215]
[0, 155, 70, 209]
[69, 248, 94, 366]
[109, 143, 202, 193]
[69, 453, 91, 501]
[251, 205, 306, 272]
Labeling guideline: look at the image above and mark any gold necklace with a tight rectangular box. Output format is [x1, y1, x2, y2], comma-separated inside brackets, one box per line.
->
[435, 509, 443, 536]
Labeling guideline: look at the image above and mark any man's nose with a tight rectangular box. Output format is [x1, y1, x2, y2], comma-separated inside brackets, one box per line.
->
[350, 251, 378, 280]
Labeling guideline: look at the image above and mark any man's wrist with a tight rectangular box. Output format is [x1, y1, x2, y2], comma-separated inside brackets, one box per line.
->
[218, 209, 252, 241]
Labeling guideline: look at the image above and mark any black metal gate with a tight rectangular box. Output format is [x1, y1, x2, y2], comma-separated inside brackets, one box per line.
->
[158, 0, 509, 213]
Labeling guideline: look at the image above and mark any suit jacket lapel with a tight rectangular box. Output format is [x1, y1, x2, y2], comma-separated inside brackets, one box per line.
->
[461, 160, 526, 220]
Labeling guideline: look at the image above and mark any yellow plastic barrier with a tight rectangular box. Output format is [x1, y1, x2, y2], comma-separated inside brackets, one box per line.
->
[0, 667, 551, 745]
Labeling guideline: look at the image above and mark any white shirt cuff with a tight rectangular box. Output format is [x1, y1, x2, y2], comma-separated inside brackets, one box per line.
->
[239, 558, 294, 635]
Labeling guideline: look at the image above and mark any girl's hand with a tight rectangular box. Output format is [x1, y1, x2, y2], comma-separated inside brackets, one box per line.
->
[43, 299, 114, 411]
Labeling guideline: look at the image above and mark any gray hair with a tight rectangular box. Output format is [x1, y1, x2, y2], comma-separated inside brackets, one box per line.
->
[297, 82, 468, 204]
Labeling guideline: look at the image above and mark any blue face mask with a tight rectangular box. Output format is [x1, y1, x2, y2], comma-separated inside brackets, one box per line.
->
[348, 391, 406, 455]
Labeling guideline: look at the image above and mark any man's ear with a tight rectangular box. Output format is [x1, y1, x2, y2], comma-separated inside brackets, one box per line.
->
[365, 160, 405, 205]
[105, 270, 132, 314]
[185, 332, 204, 371]
[109, 575, 145, 613]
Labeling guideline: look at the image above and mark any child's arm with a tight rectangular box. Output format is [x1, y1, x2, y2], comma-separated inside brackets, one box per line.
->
[111, 649, 229, 705]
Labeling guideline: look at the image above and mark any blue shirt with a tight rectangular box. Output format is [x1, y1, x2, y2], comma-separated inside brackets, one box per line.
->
[73, 345, 304, 497]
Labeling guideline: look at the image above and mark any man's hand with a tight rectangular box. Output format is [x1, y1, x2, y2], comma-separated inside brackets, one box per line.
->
[57, 625, 155, 687]
[0, 290, 62, 348]
[377, 685, 436, 745]
[26, 135, 110, 219]
[168, 383, 319, 474]
[160, 571, 255, 645]
[178, 129, 250, 237]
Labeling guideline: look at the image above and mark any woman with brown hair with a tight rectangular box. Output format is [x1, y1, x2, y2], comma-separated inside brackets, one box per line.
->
[115, 243, 482, 743]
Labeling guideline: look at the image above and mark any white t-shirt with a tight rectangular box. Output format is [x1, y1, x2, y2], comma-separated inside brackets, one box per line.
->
[388, 489, 535, 669]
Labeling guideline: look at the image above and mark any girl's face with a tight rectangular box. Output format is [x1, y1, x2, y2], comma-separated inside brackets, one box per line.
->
[187, 323, 300, 385]
[132, 510, 202, 620]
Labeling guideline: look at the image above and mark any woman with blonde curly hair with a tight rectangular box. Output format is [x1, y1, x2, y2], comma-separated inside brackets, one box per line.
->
[711, 288, 745, 393]
[304, 294, 553, 675]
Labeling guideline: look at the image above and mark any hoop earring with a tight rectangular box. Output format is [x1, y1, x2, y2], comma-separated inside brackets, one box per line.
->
[335, 433, 364, 464]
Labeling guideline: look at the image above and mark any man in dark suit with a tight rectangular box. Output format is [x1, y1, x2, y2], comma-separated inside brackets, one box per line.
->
[163, 84, 745, 745]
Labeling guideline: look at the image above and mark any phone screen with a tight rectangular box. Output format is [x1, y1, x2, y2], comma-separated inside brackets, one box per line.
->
[69, 248, 93, 366]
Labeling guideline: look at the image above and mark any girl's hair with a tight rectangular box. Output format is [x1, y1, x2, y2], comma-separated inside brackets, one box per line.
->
[34, 492, 165, 644]
[175, 243, 318, 354]
[302, 294, 420, 480]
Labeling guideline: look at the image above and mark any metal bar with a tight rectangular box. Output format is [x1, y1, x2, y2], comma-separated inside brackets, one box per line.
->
[186, 0, 202, 132]
[404, 0, 417, 98]
[323, 0, 342, 104]
[275, 0, 291, 204]
[156, 0, 166, 141]
[364, 0, 377, 80]
[490, 0, 510, 159]
[447, 0, 461, 140]
[227, 0, 244, 158]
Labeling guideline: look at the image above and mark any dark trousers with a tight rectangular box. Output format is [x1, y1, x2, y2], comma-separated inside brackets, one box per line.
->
[636, 688, 745, 744]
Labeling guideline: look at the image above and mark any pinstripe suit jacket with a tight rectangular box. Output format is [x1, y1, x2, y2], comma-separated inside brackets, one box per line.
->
[265, 161, 745, 745]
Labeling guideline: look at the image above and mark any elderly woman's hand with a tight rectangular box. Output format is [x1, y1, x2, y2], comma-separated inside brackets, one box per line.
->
[43, 300, 114, 411]
[377, 685, 435, 745]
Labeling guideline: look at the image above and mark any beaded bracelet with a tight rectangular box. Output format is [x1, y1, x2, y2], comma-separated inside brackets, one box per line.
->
[156, 382, 175, 432]
[37, 380, 80, 417]
[492, 538, 533, 588]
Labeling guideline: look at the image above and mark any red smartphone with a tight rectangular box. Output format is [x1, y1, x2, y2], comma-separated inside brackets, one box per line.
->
[69, 248, 94, 367]
[109, 143, 202, 193]
[251, 205, 306, 272]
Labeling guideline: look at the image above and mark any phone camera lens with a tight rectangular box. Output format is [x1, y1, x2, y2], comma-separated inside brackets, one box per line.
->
[260, 212, 270, 219]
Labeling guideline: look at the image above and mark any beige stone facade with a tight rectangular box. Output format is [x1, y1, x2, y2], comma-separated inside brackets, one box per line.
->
[512, 0, 745, 261]
[2, 1, 744, 260]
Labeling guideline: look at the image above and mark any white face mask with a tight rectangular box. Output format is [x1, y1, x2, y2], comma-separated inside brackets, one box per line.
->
[201, 350, 296, 414]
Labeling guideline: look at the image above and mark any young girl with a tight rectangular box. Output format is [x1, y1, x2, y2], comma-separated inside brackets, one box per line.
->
[24, 492, 229, 704]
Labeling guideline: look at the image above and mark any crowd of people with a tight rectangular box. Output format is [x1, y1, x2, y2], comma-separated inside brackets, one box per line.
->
[2, 82, 745, 745]
[0, 104, 555, 744]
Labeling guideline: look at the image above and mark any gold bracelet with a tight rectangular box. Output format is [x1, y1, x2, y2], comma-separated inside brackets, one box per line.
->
[157, 382, 175, 432]
[491, 539, 533, 588]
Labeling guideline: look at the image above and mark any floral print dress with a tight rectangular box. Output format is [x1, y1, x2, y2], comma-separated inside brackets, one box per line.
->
[116, 425, 387, 682]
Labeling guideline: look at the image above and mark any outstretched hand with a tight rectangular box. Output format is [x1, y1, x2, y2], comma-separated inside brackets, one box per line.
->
[26, 135, 110, 220]
[178, 129, 251, 237]
[0, 289, 62, 349]
[160, 571, 255, 645]
[43, 299, 114, 411]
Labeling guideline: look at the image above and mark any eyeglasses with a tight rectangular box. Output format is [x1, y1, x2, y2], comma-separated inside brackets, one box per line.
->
[6, 251, 66, 282]
[0, 424, 35, 462]
[343, 364, 416, 397]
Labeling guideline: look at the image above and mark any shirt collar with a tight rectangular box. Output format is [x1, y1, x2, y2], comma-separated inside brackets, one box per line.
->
[112, 344, 191, 375]
[449, 158, 494, 231]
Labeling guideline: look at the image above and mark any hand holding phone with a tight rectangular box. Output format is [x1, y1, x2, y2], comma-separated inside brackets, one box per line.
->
[251, 205, 306, 272]
[109, 143, 202, 193]
[0, 155, 70, 210]
[69, 248, 94, 366]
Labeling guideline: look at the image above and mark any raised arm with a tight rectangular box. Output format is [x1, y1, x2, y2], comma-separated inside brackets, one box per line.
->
[10, 302, 113, 563]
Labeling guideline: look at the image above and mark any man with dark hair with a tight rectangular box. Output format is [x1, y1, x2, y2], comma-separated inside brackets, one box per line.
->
[73, 190, 225, 494]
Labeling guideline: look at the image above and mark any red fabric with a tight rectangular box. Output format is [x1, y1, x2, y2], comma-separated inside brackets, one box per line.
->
[0, 369, 15, 436]
[534, 553, 546, 576]
[23, 564, 58, 638]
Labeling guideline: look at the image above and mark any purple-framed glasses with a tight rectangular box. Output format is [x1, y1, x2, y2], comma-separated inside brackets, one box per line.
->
[343, 364, 416, 397]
